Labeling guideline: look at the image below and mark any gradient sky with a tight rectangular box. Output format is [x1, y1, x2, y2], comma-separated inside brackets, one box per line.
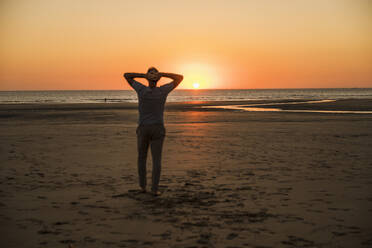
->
[0, 0, 371, 90]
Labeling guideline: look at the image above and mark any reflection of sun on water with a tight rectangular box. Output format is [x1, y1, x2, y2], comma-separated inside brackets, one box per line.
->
[193, 82, 200, 89]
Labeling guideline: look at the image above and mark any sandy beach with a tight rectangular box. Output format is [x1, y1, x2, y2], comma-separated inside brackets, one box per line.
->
[1, 99, 372, 248]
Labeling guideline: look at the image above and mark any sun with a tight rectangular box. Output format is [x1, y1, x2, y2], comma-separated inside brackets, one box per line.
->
[177, 62, 221, 89]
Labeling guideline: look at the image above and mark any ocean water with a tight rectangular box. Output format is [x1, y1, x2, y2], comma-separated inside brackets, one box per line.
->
[0, 88, 371, 104]
[205, 100, 372, 114]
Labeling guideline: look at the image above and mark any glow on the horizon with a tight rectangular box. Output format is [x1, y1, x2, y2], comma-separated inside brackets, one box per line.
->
[177, 62, 222, 89]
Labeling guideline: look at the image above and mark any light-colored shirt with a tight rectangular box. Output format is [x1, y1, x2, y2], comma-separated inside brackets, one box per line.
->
[130, 81, 176, 126]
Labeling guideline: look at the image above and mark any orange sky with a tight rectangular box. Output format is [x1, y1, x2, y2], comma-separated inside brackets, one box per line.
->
[0, 0, 371, 90]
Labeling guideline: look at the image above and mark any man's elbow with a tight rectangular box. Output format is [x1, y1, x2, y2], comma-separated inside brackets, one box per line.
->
[177, 75, 184, 83]
[174, 75, 183, 87]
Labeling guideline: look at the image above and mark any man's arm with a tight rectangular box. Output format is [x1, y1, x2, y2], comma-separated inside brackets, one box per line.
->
[159, 73, 183, 88]
[123, 72, 147, 92]
[123, 73, 146, 86]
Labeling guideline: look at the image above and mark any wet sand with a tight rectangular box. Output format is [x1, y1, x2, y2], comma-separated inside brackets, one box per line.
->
[1, 99, 372, 248]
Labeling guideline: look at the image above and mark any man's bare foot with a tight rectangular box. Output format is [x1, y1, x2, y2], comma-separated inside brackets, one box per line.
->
[152, 191, 161, 196]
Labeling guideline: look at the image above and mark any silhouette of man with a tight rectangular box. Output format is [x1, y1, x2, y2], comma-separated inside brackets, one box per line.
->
[124, 67, 183, 196]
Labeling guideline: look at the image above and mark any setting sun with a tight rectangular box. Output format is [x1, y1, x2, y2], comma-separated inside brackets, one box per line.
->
[176, 62, 223, 89]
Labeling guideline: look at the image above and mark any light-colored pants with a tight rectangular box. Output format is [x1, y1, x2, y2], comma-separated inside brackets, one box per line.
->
[136, 124, 165, 192]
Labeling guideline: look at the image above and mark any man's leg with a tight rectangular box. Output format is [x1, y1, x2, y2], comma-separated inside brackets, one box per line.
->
[150, 125, 165, 194]
[137, 126, 149, 191]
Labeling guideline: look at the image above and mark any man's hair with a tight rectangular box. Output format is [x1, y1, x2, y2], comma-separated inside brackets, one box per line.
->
[147, 67, 159, 73]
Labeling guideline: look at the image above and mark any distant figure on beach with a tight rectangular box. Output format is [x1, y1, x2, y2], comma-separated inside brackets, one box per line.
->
[123, 67, 183, 196]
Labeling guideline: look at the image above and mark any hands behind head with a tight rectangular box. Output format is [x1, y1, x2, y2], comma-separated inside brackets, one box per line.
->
[146, 71, 161, 82]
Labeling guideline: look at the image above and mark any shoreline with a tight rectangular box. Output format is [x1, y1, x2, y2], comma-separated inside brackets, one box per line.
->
[1, 99, 372, 112]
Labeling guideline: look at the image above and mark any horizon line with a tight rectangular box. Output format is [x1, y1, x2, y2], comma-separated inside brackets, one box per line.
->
[1, 87, 372, 92]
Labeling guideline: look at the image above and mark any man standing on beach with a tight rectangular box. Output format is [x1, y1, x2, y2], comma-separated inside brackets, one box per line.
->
[123, 67, 183, 196]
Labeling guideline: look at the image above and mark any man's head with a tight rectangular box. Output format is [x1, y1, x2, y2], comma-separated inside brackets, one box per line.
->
[146, 67, 160, 88]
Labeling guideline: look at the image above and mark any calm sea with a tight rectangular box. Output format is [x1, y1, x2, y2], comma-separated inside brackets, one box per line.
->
[0, 88, 371, 104]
